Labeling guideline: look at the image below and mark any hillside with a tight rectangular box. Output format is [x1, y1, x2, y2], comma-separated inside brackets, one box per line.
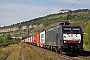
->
[0, 9, 90, 39]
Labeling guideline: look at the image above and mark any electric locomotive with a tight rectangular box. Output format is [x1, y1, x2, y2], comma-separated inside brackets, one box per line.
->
[45, 22, 83, 53]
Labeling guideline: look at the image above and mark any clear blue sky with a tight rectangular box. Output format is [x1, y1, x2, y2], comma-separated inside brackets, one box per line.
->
[0, 0, 89, 27]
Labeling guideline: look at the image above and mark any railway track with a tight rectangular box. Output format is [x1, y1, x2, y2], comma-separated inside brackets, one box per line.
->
[30, 44, 90, 60]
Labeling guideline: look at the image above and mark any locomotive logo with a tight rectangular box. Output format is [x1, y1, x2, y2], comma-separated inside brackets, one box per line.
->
[41, 34, 44, 38]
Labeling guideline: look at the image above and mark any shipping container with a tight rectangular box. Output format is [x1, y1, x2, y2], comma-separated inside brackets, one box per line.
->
[40, 31, 45, 47]
[28, 37, 30, 42]
[36, 33, 40, 46]
[30, 36, 32, 42]
[32, 35, 34, 42]
[29, 36, 31, 44]
[31, 35, 34, 44]
[21, 40, 25, 43]
[27, 38, 30, 43]
[25, 38, 29, 43]
[34, 34, 37, 45]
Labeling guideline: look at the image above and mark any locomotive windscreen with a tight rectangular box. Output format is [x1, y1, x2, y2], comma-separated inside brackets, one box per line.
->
[63, 27, 80, 34]
[72, 28, 80, 34]
[63, 28, 71, 33]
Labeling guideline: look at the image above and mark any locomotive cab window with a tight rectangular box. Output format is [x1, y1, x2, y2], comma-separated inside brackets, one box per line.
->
[63, 27, 81, 34]
[63, 28, 71, 33]
[72, 28, 80, 34]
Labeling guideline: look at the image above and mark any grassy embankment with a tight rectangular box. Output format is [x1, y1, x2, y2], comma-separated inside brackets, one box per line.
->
[0, 43, 53, 60]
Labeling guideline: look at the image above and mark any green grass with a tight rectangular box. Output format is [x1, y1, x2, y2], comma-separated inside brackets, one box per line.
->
[21, 43, 53, 60]
[83, 44, 90, 51]
[6, 45, 21, 60]
[0, 44, 18, 60]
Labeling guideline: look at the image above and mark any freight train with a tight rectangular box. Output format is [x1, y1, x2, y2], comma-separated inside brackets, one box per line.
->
[22, 22, 83, 54]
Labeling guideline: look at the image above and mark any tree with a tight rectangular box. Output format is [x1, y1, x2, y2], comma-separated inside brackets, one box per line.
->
[3, 33, 11, 43]
[2, 33, 11, 46]
[84, 20, 90, 49]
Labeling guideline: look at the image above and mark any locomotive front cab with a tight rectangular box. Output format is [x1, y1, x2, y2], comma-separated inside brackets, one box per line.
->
[62, 26, 83, 52]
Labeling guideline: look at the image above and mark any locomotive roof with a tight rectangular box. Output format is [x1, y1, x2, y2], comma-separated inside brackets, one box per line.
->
[46, 27, 54, 32]
[61, 25, 81, 28]
[54, 25, 81, 28]
[46, 25, 81, 32]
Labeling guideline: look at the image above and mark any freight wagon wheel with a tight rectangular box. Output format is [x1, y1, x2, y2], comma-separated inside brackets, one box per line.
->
[51, 46, 53, 51]
[54, 47, 58, 52]
[47, 45, 51, 50]
[55, 49, 58, 52]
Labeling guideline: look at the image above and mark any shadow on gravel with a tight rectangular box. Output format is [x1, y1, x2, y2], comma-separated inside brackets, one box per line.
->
[65, 54, 78, 57]
[77, 51, 90, 56]
[65, 51, 90, 57]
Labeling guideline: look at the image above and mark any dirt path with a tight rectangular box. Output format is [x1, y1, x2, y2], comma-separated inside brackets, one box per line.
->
[20, 49, 24, 60]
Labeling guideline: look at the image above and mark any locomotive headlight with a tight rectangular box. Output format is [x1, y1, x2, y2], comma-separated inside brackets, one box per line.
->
[77, 40, 81, 43]
[79, 40, 81, 43]
[64, 40, 67, 43]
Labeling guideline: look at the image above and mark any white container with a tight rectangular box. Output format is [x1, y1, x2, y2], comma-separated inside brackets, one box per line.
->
[28, 37, 30, 42]
[40, 31, 45, 44]
[31, 36, 32, 42]
[27, 38, 29, 42]
[25, 38, 28, 42]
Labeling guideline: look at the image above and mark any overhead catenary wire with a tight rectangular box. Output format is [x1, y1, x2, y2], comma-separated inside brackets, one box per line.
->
[67, 0, 80, 9]
[60, 0, 80, 12]
[59, 0, 80, 25]
[62, 0, 72, 9]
